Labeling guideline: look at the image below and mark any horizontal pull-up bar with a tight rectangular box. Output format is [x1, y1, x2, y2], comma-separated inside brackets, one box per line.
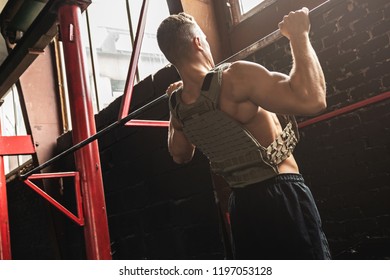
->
[221, 0, 337, 63]
[19, 93, 168, 180]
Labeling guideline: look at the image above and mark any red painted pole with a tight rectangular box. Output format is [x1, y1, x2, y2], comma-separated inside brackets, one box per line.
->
[0, 121, 12, 260]
[57, 4, 111, 259]
[298, 91, 390, 128]
[118, 0, 149, 120]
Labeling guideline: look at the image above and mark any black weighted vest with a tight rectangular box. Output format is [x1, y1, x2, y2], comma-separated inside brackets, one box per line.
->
[169, 63, 299, 188]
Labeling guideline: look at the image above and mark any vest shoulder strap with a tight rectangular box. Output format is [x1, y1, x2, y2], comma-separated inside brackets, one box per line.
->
[200, 63, 231, 107]
[168, 63, 231, 123]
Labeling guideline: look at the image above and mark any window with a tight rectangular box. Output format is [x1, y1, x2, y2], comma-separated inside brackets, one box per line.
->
[0, 86, 32, 174]
[226, 0, 327, 55]
[229, 0, 276, 24]
[240, 0, 265, 14]
[79, 0, 170, 113]
[129, 1, 170, 80]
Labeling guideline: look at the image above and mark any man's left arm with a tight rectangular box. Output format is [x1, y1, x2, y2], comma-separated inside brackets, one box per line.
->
[166, 81, 195, 164]
[167, 114, 195, 164]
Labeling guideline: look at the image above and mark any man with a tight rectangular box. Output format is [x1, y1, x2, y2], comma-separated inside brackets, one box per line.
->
[157, 8, 331, 259]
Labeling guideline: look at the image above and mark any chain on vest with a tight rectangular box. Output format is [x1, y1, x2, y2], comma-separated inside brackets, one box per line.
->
[169, 63, 299, 188]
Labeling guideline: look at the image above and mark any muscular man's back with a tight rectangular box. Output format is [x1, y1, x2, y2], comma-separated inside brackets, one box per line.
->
[218, 64, 300, 174]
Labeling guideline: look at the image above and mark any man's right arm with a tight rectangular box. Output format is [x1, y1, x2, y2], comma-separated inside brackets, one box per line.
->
[280, 7, 327, 113]
[227, 7, 326, 116]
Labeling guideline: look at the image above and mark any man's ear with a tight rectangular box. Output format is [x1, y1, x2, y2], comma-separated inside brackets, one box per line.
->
[193, 37, 203, 50]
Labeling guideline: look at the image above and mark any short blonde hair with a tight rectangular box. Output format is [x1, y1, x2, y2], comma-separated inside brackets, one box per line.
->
[157, 13, 201, 65]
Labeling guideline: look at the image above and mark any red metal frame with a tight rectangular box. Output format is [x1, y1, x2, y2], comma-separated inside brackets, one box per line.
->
[116, 0, 168, 128]
[0, 154, 11, 260]
[298, 91, 390, 128]
[0, 158, 11, 260]
[0, 123, 36, 260]
[118, 0, 149, 120]
[58, 3, 111, 259]
[126, 120, 169, 127]
[0, 125, 11, 260]
[24, 172, 84, 226]
[0, 135, 35, 155]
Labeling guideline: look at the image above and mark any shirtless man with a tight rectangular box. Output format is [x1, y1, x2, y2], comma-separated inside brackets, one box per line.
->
[157, 8, 331, 259]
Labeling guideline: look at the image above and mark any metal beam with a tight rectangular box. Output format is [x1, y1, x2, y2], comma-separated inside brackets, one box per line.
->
[0, 135, 35, 155]
[118, 0, 149, 120]
[0, 121, 11, 260]
[0, 0, 57, 99]
[57, 2, 111, 260]
[0, 0, 92, 99]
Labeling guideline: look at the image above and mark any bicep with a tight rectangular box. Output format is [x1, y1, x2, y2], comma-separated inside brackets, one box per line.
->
[235, 62, 317, 115]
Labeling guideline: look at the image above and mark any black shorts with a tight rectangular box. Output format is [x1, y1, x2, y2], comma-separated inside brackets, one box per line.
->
[228, 173, 331, 260]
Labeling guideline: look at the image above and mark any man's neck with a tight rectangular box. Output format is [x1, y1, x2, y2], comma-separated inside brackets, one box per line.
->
[178, 62, 213, 97]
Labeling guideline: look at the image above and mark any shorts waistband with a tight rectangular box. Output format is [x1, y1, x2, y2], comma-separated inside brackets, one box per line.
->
[231, 173, 304, 190]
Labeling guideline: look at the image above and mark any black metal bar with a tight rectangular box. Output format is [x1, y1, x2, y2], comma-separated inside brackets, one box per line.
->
[19, 93, 168, 179]
[220, 0, 339, 64]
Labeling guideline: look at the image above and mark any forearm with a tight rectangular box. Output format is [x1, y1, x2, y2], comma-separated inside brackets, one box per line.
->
[277, 8, 326, 114]
[289, 34, 327, 112]
[168, 121, 195, 164]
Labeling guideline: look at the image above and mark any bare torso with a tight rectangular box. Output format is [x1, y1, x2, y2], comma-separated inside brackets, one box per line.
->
[218, 68, 300, 174]
[177, 65, 300, 174]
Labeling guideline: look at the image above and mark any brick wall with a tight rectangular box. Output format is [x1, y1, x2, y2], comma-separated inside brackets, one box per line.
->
[247, 0, 390, 259]
[7, 178, 60, 259]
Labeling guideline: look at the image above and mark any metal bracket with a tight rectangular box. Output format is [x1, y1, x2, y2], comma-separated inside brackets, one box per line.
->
[23, 172, 84, 226]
